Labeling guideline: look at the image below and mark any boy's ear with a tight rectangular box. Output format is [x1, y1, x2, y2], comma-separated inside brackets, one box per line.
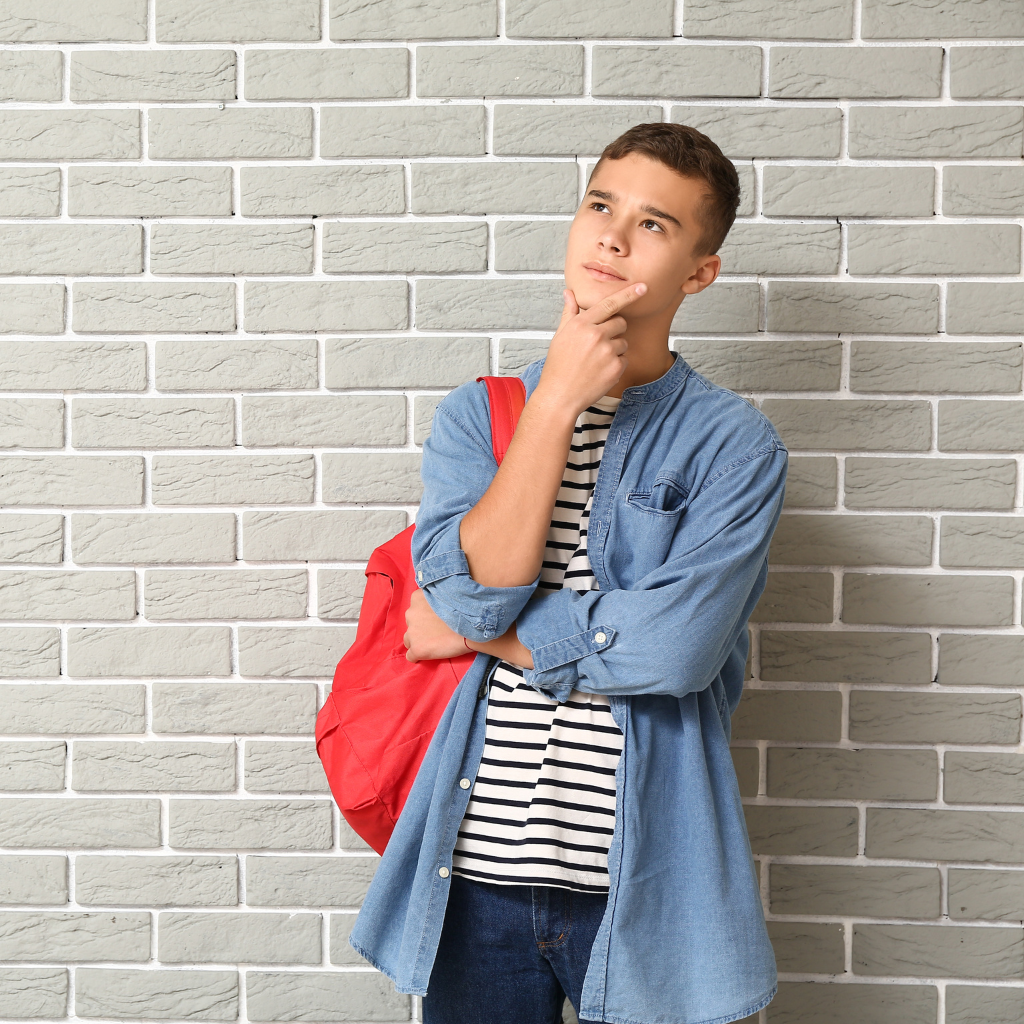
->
[681, 254, 721, 296]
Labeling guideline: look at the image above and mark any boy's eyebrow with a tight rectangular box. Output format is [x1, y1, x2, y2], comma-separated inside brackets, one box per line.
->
[585, 188, 682, 229]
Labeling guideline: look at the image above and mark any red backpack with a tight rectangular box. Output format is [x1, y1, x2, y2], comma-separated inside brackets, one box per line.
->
[315, 375, 527, 854]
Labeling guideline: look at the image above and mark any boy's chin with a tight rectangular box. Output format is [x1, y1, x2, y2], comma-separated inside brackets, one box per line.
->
[566, 276, 626, 310]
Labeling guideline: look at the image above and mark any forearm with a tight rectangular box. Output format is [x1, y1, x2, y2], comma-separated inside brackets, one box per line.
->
[465, 621, 534, 669]
[459, 389, 578, 588]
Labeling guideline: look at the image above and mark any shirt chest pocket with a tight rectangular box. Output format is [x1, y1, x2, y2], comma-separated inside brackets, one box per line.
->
[625, 477, 689, 517]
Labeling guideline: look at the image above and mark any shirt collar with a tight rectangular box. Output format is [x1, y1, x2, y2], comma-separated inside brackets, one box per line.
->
[618, 350, 691, 405]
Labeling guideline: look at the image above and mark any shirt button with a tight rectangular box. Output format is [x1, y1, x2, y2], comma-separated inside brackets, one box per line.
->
[417, 571, 423, 581]
[438, 866, 450, 878]
[595, 632, 607, 643]
[459, 778, 471, 789]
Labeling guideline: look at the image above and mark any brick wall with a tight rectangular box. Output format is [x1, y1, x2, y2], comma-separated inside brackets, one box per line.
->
[1, 1, 1022, 1022]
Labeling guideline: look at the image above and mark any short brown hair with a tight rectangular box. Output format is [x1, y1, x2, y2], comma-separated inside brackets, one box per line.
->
[590, 123, 741, 255]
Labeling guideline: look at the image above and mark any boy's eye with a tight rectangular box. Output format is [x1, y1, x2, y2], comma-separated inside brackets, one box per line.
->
[642, 219, 663, 232]
[590, 202, 610, 213]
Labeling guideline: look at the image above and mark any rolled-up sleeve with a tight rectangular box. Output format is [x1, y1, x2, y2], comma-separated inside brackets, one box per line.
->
[411, 382, 540, 643]
[515, 447, 788, 703]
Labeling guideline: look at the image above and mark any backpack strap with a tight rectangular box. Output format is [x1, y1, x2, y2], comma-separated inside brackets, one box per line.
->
[477, 375, 527, 465]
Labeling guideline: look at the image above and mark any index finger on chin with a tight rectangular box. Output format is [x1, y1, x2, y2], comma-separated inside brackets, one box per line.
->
[582, 282, 647, 324]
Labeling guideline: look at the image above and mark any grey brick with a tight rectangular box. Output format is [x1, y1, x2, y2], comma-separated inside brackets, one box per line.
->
[245, 741, 328, 794]
[237, 627, 355, 678]
[0, 856, 66, 905]
[419, 44, 582, 97]
[671, 105, 841, 158]
[246, 856, 378, 907]
[731, 689, 841, 741]
[0, 0, 146, 41]
[948, 283, 1024, 336]
[845, 458, 1017, 511]
[939, 634, 1024, 688]
[331, 0, 496, 40]
[0, 455, 143, 507]
[159, 911, 320, 964]
[242, 165, 404, 217]
[69, 165, 232, 217]
[322, 453, 422, 503]
[0, 911, 148, 961]
[321, 105, 484, 157]
[0, 284, 65, 334]
[151, 454, 314, 506]
[494, 104, 662, 156]
[766, 283, 939, 334]
[0, 515, 63, 564]
[498, 338, 550, 376]
[245, 281, 407, 333]
[412, 162, 577, 215]
[770, 515, 933, 567]
[322, 221, 487, 274]
[593, 45, 760, 97]
[940, 400, 1024, 452]
[851, 341, 1022, 395]
[72, 397, 234, 449]
[849, 224, 1020, 276]
[72, 741, 235, 792]
[329, 914, 371, 965]
[242, 396, 404, 448]
[170, 800, 331, 850]
[1, 341, 144, 392]
[0, 684, 143, 734]
[952, 46, 1024, 99]
[760, 631, 931, 684]
[769, 982, 936, 1024]
[731, 747, 758, 797]
[76, 968, 237, 1021]
[149, 107, 312, 160]
[671, 282, 760, 333]
[71, 514, 236, 566]
[750, 572, 833, 623]
[771, 865, 940, 919]
[326, 336, 488, 389]
[69, 625, 230, 678]
[145, 569, 307, 621]
[416, 278, 563, 332]
[0, 51, 62, 101]
[157, 339, 318, 392]
[243, 510, 406, 562]
[949, 870, 1024, 922]
[0, 799, 159, 848]
[683, 0, 854, 38]
[157, 0, 319, 41]
[0, 224, 141, 277]
[0, 631, 59, 678]
[767, 921, 844, 974]
[76, 856, 237, 907]
[415, 395, 445, 445]
[945, 166, 1024, 217]
[863, 0, 1024, 39]
[763, 165, 935, 217]
[947, 985, 1024, 1024]
[247, 971, 409, 1023]
[0, 168, 60, 217]
[849, 106, 1023, 158]
[0, 399, 63, 449]
[854, 924, 1022, 980]
[317, 570, 366, 621]
[494, 220, 573, 272]
[744, 806, 858, 857]
[945, 753, 1024, 806]
[151, 224, 312, 276]
[844, 573, 1013, 628]
[868, 808, 1024, 863]
[682, 339, 841, 393]
[761, 399, 930, 452]
[768, 748, 938, 801]
[71, 49, 235, 101]
[74, 283, 235, 334]
[0, 571, 135, 621]
[0, 110, 139, 160]
[941, 517, 1024, 569]
[0, 742, 65, 791]
[507, 0, 670, 36]
[720, 223, 839, 275]
[770, 45, 941, 98]
[152, 683, 316, 735]
[851, 691, 1020, 745]
[0, 967, 67, 1018]
[783, 457, 837, 508]
[245, 47, 407, 100]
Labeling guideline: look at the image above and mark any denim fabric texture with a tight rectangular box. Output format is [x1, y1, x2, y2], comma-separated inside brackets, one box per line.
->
[421, 874, 606, 1024]
[349, 352, 788, 1024]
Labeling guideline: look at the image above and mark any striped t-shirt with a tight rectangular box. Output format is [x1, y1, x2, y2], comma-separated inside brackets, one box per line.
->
[451, 393, 624, 893]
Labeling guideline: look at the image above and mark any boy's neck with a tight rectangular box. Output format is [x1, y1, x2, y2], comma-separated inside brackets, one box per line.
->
[603, 342, 676, 399]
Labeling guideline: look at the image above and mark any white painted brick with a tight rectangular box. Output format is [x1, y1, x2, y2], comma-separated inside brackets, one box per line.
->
[245, 47, 408, 100]
[73, 283, 236, 334]
[71, 49, 235, 102]
[0, 51, 62, 101]
[593, 45, 761, 97]
[418, 44, 582, 97]
[330, 0, 497, 40]
[157, 0, 320, 42]
[69, 165, 233, 217]
[684, 0, 854, 39]
[149, 107, 313, 160]
[241, 165, 404, 216]
[0, 0, 147, 42]
[149, 224, 313, 275]
[0, 110, 140, 160]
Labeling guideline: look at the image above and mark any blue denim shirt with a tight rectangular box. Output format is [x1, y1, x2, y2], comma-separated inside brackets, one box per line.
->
[349, 351, 788, 1024]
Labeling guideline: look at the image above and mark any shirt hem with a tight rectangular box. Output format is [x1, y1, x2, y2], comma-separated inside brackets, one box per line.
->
[580, 981, 777, 1024]
[346, 939, 428, 999]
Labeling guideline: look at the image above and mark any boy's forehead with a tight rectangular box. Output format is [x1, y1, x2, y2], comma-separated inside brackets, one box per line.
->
[587, 156, 703, 220]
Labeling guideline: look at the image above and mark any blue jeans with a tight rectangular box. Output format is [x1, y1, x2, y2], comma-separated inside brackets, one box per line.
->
[421, 873, 605, 1024]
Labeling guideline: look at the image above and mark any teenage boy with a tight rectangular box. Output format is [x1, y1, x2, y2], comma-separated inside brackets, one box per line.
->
[349, 123, 787, 1024]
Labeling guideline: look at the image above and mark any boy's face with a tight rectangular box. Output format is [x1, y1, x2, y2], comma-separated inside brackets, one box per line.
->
[564, 152, 722, 321]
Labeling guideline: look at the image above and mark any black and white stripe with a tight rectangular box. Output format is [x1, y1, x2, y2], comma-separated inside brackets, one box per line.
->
[452, 394, 624, 893]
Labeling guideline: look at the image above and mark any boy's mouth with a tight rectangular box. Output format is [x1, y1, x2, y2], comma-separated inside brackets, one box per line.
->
[583, 262, 626, 282]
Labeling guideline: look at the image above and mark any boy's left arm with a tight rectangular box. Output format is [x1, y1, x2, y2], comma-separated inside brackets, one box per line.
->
[512, 446, 788, 703]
